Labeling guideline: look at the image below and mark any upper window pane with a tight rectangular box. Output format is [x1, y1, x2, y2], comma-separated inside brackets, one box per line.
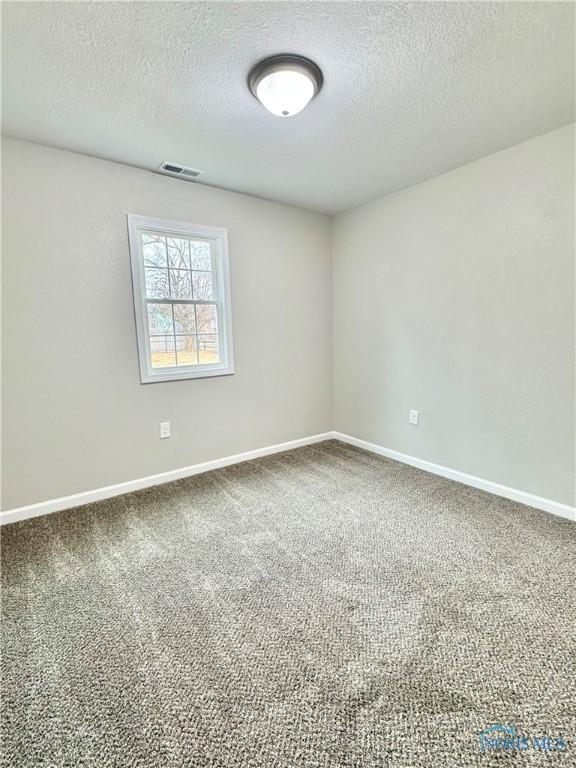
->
[145, 268, 169, 299]
[167, 238, 190, 270]
[142, 234, 167, 268]
[190, 242, 212, 270]
[169, 269, 193, 300]
[192, 271, 214, 300]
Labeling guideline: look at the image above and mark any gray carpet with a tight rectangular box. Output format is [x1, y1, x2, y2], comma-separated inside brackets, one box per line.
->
[2, 440, 575, 767]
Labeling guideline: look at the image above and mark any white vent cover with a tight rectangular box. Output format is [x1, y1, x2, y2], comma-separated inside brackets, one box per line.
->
[158, 162, 205, 181]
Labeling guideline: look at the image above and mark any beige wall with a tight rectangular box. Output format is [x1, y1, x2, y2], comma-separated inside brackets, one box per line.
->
[332, 125, 575, 506]
[1, 139, 332, 508]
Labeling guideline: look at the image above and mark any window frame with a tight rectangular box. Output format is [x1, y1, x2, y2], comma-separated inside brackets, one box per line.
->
[127, 214, 234, 383]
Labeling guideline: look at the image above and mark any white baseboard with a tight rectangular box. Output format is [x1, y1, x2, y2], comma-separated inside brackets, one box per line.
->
[0, 433, 333, 526]
[3, 430, 573, 526]
[332, 431, 575, 522]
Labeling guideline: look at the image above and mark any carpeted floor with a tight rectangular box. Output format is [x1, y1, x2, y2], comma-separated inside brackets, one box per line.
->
[2, 440, 575, 767]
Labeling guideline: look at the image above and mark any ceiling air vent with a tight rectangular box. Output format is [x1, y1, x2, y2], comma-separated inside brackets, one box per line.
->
[158, 162, 205, 181]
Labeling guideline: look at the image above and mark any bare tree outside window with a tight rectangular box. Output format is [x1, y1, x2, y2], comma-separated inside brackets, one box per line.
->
[128, 215, 234, 383]
[142, 234, 220, 368]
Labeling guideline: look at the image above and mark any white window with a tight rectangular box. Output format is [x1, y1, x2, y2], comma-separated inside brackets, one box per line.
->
[127, 214, 234, 383]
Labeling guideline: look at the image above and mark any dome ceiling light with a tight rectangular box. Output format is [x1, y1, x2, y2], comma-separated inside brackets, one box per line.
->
[248, 54, 323, 117]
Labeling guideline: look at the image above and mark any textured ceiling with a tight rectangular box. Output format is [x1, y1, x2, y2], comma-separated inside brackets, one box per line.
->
[2, 1, 574, 213]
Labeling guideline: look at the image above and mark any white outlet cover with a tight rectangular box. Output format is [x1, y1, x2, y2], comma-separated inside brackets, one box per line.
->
[409, 410, 419, 425]
[160, 421, 171, 438]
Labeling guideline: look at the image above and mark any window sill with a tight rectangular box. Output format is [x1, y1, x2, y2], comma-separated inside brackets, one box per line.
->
[140, 364, 235, 384]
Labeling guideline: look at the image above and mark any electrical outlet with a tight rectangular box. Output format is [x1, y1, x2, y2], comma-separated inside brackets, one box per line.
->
[160, 421, 171, 439]
[409, 410, 419, 425]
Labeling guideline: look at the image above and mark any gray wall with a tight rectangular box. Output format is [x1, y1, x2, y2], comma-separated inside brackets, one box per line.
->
[2, 139, 332, 508]
[332, 125, 575, 505]
[3, 127, 574, 510]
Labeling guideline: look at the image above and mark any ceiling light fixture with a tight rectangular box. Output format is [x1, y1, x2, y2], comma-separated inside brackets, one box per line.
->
[248, 54, 323, 117]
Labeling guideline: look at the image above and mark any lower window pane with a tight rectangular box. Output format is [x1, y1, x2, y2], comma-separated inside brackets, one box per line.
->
[196, 304, 218, 333]
[173, 304, 196, 334]
[175, 335, 198, 366]
[197, 334, 219, 364]
[150, 336, 176, 368]
[148, 303, 174, 335]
